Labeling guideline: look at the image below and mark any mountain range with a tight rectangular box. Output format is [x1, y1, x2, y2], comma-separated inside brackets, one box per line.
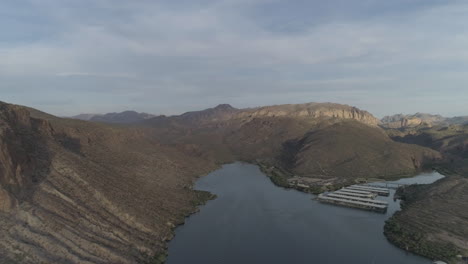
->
[1, 100, 467, 263]
[71, 111, 157, 124]
[71, 107, 468, 131]
[381, 113, 468, 129]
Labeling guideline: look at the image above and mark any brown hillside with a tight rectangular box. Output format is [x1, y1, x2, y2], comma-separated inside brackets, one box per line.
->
[385, 175, 468, 262]
[0, 102, 217, 264]
[284, 121, 440, 179]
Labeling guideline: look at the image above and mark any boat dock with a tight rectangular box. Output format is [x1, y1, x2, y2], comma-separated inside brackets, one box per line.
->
[364, 182, 407, 190]
[335, 189, 377, 199]
[346, 185, 390, 196]
[316, 185, 391, 213]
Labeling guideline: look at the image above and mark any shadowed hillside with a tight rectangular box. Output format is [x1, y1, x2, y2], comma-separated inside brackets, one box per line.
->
[0, 101, 218, 264]
[382, 123, 468, 262]
[388, 124, 468, 174]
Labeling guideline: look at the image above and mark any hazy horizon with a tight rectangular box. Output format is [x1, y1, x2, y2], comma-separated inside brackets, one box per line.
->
[2, 0, 468, 117]
[12, 100, 464, 120]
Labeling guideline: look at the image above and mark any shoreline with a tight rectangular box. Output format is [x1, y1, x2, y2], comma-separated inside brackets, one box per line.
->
[256, 161, 457, 263]
[162, 161, 457, 264]
[383, 167, 466, 264]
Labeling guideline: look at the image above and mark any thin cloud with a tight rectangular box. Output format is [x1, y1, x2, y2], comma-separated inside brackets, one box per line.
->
[56, 72, 137, 79]
[0, 0, 468, 117]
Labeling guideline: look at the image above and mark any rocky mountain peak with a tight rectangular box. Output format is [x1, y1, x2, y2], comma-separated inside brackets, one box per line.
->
[214, 104, 235, 111]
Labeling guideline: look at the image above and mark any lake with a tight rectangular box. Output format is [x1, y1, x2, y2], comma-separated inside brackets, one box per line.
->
[167, 162, 444, 264]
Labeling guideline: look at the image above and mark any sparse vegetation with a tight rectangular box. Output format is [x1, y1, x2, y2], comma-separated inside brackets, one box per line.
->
[385, 216, 461, 262]
[191, 190, 217, 207]
[140, 251, 168, 264]
[382, 124, 468, 261]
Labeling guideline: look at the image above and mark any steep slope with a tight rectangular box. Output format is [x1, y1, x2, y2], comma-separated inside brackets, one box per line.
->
[385, 175, 468, 262]
[0, 103, 52, 213]
[382, 123, 468, 262]
[389, 124, 468, 172]
[0, 102, 218, 264]
[282, 121, 440, 180]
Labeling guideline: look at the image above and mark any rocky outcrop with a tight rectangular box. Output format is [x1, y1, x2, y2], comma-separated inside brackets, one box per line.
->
[235, 103, 380, 126]
[381, 113, 446, 129]
[0, 103, 52, 212]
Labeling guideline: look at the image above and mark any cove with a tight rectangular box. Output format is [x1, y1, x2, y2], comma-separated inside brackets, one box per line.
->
[166, 162, 444, 264]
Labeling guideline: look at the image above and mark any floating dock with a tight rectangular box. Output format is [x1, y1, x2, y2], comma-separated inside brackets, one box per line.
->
[365, 183, 407, 190]
[346, 185, 390, 196]
[336, 188, 377, 199]
[317, 194, 388, 213]
[316, 185, 391, 213]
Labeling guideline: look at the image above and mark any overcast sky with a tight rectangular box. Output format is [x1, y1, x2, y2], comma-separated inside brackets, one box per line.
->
[1, 0, 468, 117]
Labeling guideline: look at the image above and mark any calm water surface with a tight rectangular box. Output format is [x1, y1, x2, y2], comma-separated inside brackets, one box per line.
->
[167, 162, 444, 264]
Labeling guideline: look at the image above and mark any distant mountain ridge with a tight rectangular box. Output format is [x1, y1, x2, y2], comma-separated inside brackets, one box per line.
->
[146, 102, 381, 127]
[381, 113, 468, 129]
[69, 113, 97, 121]
[70, 102, 381, 127]
[71, 111, 156, 124]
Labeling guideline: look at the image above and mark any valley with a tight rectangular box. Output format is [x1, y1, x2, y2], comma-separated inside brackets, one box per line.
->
[0, 101, 467, 263]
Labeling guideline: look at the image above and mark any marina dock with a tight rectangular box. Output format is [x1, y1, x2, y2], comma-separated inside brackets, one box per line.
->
[364, 183, 407, 190]
[346, 185, 390, 196]
[316, 185, 391, 213]
[335, 189, 377, 199]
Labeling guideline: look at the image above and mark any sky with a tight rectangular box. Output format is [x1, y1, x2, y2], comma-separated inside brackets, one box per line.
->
[1, 0, 468, 118]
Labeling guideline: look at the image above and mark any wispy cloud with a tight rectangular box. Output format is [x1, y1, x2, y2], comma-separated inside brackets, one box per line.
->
[1, 0, 468, 116]
[56, 72, 137, 79]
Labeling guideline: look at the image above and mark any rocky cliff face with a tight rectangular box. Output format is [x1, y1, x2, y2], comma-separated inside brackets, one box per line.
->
[381, 113, 446, 129]
[0, 102, 218, 264]
[0, 103, 52, 212]
[234, 103, 380, 126]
